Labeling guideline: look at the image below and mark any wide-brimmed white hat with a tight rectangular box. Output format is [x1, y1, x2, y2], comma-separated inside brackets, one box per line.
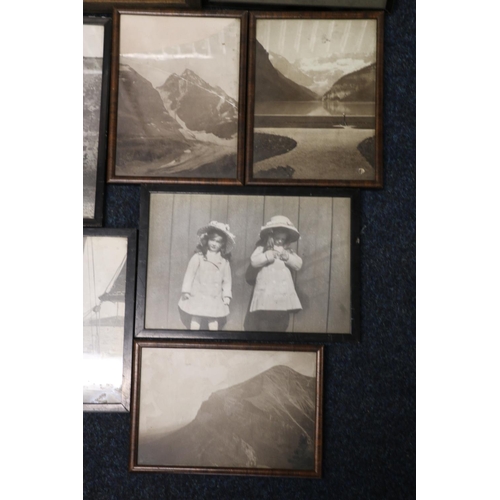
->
[259, 215, 300, 243]
[197, 221, 236, 253]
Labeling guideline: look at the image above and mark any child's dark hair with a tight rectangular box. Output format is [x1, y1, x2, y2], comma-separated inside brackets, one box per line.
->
[196, 229, 232, 259]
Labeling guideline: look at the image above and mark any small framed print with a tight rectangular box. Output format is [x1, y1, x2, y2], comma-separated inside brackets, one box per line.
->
[135, 185, 360, 342]
[246, 11, 384, 188]
[107, 9, 248, 185]
[130, 340, 323, 477]
[83, 228, 137, 412]
[83, 17, 112, 227]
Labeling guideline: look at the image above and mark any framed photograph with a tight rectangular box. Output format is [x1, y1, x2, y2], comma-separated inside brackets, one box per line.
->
[130, 340, 323, 477]
[83, 228, 137, 412]
[210, 0, 393, 12]
[83, 17, 112, 227]
[246, 11, 384, 187]
[83, 1, 202, 14]
[107, 10, 248, 185]
[136, 185, 360, 342]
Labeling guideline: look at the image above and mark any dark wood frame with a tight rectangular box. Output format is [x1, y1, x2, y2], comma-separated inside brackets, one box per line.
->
[83, 16, 112, 227]
[135, 184, 361, 342]
[130, 340, 324, 477]
[83, 0, 201, 14]
[83, 228, 138, 412]
[245, 11, 384, 188]
[107, 9, 249, 186]
[209, 0, 394, 13]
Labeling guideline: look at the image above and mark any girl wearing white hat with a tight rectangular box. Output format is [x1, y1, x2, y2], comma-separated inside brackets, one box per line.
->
[249, 215, 303, 331]
[179, 221, 235, 331]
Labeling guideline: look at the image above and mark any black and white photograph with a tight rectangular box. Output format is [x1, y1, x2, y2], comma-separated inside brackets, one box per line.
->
[137, 187, 359, 341]
[108, 11, 247, 184]
[83, 17, 110, 226]
[83, 229, 137, 412]
[130, 341, 323, 476]
[246, 12, 383, 187]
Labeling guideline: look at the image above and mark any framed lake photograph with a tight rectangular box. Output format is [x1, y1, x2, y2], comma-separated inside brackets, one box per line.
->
[83, 17, 111, 227]
[107, 10, 248, 185]
[83, 228, 137, 412]
[135, 185, 360, 342]
[130, 340, 323, 477]
[245, 11, 384, 187]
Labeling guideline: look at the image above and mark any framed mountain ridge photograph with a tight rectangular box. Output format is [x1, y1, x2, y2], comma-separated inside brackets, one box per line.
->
[130, 340, 323, 477]
[83, 228, 137, 412]
[107, 9, 248, 185]
[83, 17, 111, 226]
[245, 11, 384, 187]
[135, 185, 360, 342]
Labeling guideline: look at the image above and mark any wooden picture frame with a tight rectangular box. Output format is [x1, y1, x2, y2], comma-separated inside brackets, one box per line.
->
[83, 17, 112, 227]
[135, 185, 360, 342]
[83, 0, 202, 14]
[245, 11, 384, 188]
[210, 0, 393, 12]
[107, 9, 248, 185]
[83, 228, 137, 412]
[130, 340, 323, 477]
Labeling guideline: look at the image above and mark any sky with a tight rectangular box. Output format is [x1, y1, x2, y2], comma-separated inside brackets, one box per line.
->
[139, 348, 317, 436]
[257, 19, 376, 63]
[83, 24, 104, 58]
[119, 15, 241, 99]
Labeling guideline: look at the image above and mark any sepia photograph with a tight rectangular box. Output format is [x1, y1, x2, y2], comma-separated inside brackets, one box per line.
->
[246, 12, 383, 187]
[83, 17, 111, 226]
[108, 10, 247, 184]
[83, 229, 137, 412]
[130, 341, 323, 476]
[136, 186, 359, 341]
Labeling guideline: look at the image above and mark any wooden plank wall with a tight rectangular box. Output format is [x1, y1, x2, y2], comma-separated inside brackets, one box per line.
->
[145, 193, 351, 334]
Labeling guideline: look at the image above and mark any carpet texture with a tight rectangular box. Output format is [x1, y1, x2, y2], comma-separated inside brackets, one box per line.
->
[84, 0, 416, 497]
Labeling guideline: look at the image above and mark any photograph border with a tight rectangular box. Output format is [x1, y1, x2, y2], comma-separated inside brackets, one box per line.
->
[135, 184, 361, 342]
[83, 16, 112, 227]
[245, 10, 384, 188]
[129, 339, 324, 477]
[83, 227, 138, 412]
[106, 8, 248, 186]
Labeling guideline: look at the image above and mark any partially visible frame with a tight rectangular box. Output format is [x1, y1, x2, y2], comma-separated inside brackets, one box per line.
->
[83, 0, 201, 14]
[83, 17, 112, 227]
[107, 9, 248, 185]
[135, 184, 360, 342]
[245, 11, 384, 188]
[130, 340, 323, 477]
[83, 228, 137, 412]
[210, 0, 393, 12]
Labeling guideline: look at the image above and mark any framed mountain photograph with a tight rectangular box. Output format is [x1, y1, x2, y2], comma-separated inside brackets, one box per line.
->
[107, 10, 248, 185]
[246, 11, 384, 187]
[130, 340, 323, 477]
[83, 228, 137, 412]
[135, 185, 360, 342]
[83, 17, 111, 227]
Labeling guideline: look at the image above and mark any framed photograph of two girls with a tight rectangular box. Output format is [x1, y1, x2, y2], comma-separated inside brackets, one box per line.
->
[135, 185, 360, 342]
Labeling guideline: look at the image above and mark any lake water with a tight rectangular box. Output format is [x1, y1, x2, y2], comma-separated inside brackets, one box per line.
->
[255, 101, 375, 117]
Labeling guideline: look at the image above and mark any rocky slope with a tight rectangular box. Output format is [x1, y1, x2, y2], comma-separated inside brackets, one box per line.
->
[139, 365, 317, 470]
[116, 64, 189, 165]
[157, 69, 238, 140]
[255, 41, 319, 102]
[322, 63, 376, 102]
